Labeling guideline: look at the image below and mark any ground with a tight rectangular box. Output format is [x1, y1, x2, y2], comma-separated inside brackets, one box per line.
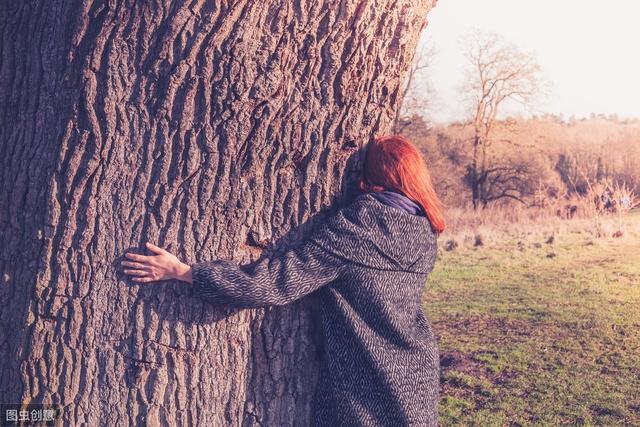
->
[424, 211, 640, 426]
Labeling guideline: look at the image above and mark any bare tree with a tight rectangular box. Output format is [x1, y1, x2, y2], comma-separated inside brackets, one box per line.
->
[392, 33, 437, 134]
[460, 29, 544, 209]
[0, 1, 435, 425]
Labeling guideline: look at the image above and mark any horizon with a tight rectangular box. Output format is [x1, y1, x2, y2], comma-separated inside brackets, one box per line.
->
[420, 0, 640, 125]
[428, 112, 640, 128]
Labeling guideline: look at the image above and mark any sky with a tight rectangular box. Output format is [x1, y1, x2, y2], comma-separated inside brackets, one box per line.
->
[420, 0, 640, 123]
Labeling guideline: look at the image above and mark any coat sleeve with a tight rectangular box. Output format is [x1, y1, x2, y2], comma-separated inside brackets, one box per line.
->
[189, 218, 349, 308]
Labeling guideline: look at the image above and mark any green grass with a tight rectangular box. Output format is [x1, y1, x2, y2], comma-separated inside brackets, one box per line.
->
[424, 216, 640, 426]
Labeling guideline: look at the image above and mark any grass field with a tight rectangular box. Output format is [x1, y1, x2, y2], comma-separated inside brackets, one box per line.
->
[424, 212, 640, 426]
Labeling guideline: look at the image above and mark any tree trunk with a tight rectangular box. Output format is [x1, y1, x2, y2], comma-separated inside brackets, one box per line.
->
[0, 1, 434, 424]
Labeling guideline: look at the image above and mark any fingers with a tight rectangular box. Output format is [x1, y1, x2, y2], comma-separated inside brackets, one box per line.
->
[124, 252, 149, 262]
[121, 260, 149, 269]
[123, 268, 148, 276]
[145, 242, 167, 255]
[131, 276, 155, 283]
[121, 258, 152, 281]
[122, 244, 170, 283]
[123, 267, 159, 282]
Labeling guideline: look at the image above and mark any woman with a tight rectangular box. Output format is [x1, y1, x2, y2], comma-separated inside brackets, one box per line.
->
[122, 135, 445, 426]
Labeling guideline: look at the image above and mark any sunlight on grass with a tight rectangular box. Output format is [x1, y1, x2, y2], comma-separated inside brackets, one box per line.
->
[424, 215, 640, 426]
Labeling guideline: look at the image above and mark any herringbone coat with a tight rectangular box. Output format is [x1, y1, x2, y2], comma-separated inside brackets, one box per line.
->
[191, 191, 440, 426]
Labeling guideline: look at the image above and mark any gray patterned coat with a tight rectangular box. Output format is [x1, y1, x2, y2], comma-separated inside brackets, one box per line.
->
[190, 192, 440, 426]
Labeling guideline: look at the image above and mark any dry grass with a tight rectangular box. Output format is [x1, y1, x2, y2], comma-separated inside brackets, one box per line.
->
[438, 164, 639, 251]
[441, 202, 639, 252]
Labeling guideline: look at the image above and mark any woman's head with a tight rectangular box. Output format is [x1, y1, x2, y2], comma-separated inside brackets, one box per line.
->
[358, 135, 446, 233]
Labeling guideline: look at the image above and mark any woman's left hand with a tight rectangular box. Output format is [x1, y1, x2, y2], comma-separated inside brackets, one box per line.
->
[122, 242, 191, 283]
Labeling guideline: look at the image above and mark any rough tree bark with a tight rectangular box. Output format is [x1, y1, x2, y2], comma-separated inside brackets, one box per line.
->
[0, 1, 434, 425]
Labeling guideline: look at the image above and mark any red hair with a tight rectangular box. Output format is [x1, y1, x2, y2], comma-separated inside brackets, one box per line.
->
[358, 135, 446, 234]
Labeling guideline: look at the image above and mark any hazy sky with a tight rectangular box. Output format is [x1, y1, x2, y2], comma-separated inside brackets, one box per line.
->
[421, 0, 640, 123]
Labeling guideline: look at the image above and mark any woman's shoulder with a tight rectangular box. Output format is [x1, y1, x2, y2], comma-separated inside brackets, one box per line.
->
[311, 191, 436, 240]
[307, 192, 437, 273]
[346, 192, 436, 235]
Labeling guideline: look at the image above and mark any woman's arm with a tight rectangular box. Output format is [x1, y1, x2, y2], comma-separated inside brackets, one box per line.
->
[121, 217, 349, 308]
[189, 236, 347, 308]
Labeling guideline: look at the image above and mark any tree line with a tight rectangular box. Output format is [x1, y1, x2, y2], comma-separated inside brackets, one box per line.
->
[396, 29, 639, 213]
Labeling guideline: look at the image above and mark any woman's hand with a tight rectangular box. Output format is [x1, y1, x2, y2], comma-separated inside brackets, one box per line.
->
[122, 242, 192, 283]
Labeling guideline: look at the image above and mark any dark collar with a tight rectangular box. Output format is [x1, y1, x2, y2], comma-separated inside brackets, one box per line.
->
[369, 190, 424, 216]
